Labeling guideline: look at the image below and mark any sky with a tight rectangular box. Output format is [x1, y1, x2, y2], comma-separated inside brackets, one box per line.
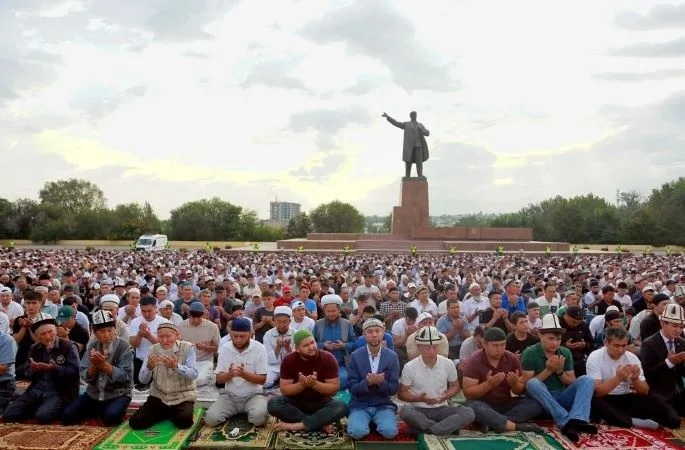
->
[3, 0, 685, 219]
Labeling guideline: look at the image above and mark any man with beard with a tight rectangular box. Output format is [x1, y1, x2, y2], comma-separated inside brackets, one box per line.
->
[263, 306, 295, 388]
[204, 318, 268, 427]
[97, 295, 130, 342]
[128, 321, 198, 430]
[346, 319, 400, 440]
[267, 329, 349, 433]
[313, 294, 357, 389]
[62, 310, 133, 425]
[3, 313, 80, 423]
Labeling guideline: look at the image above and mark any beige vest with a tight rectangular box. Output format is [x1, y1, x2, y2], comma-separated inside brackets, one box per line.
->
[149, 341, 197, 405]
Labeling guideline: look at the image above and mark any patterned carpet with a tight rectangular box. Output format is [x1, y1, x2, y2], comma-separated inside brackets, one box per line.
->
[189, 414, 277, 449]
[0, 422, 112, 450]
[420, 429, 564, 450]
[272, 418, 355, 450]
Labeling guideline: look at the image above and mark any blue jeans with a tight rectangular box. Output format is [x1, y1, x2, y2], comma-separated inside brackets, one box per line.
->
[347, 406, 398, 440]
[62, 393, 131, 426]
[338, 365, 348, 390]
[526, 375, 594, 427]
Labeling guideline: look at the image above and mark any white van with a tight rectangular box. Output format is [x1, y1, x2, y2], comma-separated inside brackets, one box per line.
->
[135, 234, 168, 251]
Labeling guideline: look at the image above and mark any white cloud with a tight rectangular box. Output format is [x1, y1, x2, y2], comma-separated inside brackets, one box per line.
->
[2, 0, 685, 219]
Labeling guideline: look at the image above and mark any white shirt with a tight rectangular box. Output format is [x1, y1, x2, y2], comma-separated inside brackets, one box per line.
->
[410, 299, 438, 316]
[0, 311, 9, 334]
[215, 339, 268, 397]
[589, 315, 606, 338]
[368, 345, 381, 374]
[586, 347, 645, 395]
[263, 327, 295, 369]
[400, 355, 458, 408]
[462, 296, 490, 329]
[128, 315, 166, 360]
[0, 301, 24, 322]
[614, 294, 632, 309]
[290, 316, 315, 332]
[629, 310, 650, 340]
[533, 296, 561, 315]
[119, 305, 142, 322]
[391, 317, 410, 337]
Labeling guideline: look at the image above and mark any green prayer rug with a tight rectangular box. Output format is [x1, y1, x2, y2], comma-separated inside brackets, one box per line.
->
[273, 419, 354, 450]
[189, 414, 276, 449]
[94, 407, 204, 450]
[419, 430, 565, 450]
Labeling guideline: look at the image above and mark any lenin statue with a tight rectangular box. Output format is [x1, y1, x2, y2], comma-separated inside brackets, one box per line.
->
[382, 111, 430, 178]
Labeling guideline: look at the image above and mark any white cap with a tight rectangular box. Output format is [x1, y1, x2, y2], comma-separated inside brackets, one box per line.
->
[661, 303, 685, 324]
[539, 313, 565, 333]
[416, 312, 433, 324]
[415, 326, 443, 345]
[469, 282, 481, 291]
[642, 285, 656, 293]
[290, 300, 305, 309]
[100, 294, 120, 307]
[606, 305, 620, 313]
[159, 300, 174, 309]
[321, 294, 343, 307]
[274, 306, 292, 317]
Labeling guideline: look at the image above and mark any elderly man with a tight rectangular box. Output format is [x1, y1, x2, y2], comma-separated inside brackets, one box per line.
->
[268, 329, 349, 433]
[158, 299, 183, 326]
[63, 310, 133, 426]
[462, 327, 543, 433]
[128, 321, 198, 430]
[179, 302, 220, 387]
[119, 287, 142, 324]
[588, 326, 679, 429]
[205, 318, 268, 427]
[462, 283, 490, 329]
[522, 314, 596, 443]
[398, 326, 475, 435]
[3, 313, 80, 423]
[98, 294, 130, 341]
[347, 319, 400, 440]
[640, 303, 685, 417]
[263, 306, 295, 388]
[313, 294, 357, 389]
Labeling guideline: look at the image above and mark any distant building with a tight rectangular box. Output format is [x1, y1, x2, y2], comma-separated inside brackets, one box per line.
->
[269, 202, 301, 224]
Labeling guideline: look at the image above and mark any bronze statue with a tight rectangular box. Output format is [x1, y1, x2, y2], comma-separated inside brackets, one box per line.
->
[382, 111, 430, 178]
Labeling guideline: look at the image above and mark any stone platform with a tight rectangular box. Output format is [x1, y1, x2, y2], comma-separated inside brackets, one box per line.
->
[276, 177, 570, 253]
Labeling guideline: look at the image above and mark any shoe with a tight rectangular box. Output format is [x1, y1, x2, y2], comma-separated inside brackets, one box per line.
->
[567, 419, 597, 435]
[561, 422, 580, 443]
[516, 423, 544, 434]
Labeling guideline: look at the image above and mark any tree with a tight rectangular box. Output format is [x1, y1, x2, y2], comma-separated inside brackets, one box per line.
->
[38, 178, 106, 215]
[310, 201, 365, 233]
[168, 198, 242, 241]
[110, 202, 161, 239]
[286, 212, 313, 238]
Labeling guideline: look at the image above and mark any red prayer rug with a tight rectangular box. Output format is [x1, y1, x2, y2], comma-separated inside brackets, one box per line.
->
[552, 424, 680, 449]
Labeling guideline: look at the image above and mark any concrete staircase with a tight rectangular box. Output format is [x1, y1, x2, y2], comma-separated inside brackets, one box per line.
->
[355, 240, 445, 253]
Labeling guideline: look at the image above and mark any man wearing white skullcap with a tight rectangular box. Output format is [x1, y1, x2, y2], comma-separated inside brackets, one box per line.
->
[262, 306, 295, 388]
[313, 294, 357, 389]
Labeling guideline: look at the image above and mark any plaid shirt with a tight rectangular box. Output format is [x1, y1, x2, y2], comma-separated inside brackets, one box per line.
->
[380, 300, 408, 326]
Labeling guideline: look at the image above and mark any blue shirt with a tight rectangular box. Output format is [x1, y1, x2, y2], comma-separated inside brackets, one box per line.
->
[138, 344, 198, 385]
[0, 333, 16, 382]
[501, 294, 526, 314]
[313, 319, 357, 365]
[436, 314, 467, 346]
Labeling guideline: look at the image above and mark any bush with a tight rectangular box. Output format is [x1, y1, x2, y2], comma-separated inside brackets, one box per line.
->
[179, 247, 188, 252]
[224, 245, 232, 249]
[85, 246, 95, 251]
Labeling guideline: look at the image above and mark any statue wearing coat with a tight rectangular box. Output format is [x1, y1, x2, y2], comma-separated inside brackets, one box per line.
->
[382, 110, 430, 178]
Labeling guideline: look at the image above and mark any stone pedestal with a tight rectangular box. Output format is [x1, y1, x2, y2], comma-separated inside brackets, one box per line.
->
[392, 177, 430, 237]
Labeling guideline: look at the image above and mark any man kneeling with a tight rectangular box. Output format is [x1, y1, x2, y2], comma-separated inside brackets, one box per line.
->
[128, 321, 198, 430]
[205, 318, 268, 427]
[63, 311, 133, 426]
[267, 329, 349, 433]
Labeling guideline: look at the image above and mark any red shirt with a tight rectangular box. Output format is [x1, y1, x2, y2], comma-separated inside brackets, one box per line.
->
[461, 349, 522, 404]
[274, 296, 292, 307]
[280, 350, 339, 403]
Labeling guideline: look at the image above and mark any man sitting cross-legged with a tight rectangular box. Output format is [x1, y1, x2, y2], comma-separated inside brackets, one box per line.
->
[462, 327, 544, 434]
[204, 318, 268, 428]
[522, 314, 597, 443]
[398, 326, 475, 435]
[346, 318, 400, 440]
[588, 326, 680, 429]
[267, 329, 349, 433]
[128, 320, 198, 430]
[62, 310, 133, 426]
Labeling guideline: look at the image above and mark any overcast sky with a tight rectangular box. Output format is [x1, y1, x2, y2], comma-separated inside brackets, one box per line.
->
[3, 0, 685, 219]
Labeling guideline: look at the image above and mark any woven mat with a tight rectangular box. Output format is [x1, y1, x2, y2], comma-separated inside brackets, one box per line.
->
[94, 407, 204, 450]
[0, 422, 111, 450]
[550, 424, 680, 450]
[189, 414, 276, 449]
[272, 418, 354, 450]
[356, 421, 417, 450]
[420, 429, 564, 450]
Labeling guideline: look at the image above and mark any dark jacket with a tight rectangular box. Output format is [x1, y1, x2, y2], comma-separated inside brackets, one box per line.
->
[640, 332, 685, 401]
[28, 337, 80, 402]
[82, 337, 134, 401]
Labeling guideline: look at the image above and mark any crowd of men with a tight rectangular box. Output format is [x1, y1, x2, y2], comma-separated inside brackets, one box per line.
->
[0, 248, 683, 443]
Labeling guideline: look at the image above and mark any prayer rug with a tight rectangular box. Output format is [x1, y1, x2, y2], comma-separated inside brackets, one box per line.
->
[94, 407, 204, 450]
[550, 424, 680, 450]
[272, 419, 355, 450]
[420, 429, 565, 450]
[356, 420, 418, 450]
[668, 419, 685, 443]
[189, 414, 276, 449]
[0, 422, 111, 450]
